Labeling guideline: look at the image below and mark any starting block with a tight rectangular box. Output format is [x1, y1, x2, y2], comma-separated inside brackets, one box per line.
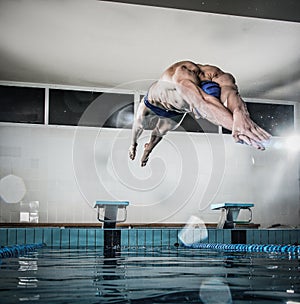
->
[211, 202, 254, 229]
[94, 201, 129, 227]
[94, 201, 129, 256]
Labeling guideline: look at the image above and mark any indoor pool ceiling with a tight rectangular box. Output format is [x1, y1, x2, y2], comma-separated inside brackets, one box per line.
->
[0, 0, 299, 102]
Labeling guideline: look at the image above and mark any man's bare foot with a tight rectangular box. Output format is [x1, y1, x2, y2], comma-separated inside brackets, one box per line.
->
[141, 158, 149, 167]
[141, 143, 150, 167]
[129, 144, 137, 160]
[141, 153, 149, 167]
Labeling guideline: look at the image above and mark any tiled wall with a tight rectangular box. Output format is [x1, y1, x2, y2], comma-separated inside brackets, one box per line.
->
[1, 228, 299, 248]
[1, 125, 300, 228]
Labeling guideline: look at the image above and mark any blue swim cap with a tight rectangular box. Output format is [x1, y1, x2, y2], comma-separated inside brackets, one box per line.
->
[200, 81, 221, 99]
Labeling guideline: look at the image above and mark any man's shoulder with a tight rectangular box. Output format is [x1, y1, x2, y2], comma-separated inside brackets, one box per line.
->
[200, 64, 220, 70]
[167, 60, 198, 69]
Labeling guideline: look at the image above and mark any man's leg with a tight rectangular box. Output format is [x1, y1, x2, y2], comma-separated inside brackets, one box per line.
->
[129, 121, 143, 161]
[140, 116, 183, 167]
[129, 100, 149, 160]
[140, 132, 163, 167]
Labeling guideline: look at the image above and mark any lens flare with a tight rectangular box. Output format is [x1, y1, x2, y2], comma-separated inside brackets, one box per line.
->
[199, 278, 232, 304]
[178, 215, 208, 246]
[285, 135, 300, 152]
[0, 174, 26, 204]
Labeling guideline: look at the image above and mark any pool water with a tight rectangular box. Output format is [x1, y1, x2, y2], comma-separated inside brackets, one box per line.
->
[0, 247, 299, 303]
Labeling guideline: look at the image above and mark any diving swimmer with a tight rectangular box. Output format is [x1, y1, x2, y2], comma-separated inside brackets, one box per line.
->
[129, 60, 271, 167]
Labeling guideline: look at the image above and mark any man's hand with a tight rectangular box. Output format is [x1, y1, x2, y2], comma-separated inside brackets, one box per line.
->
[232, 110, 271, 150]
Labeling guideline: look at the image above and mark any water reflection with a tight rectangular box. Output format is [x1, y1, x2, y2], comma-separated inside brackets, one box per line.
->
[18, 257, 38, 272]
[18, 277, 38, 288]
[94, 248, 127, 302]
[199, 277, 232, 304]
[0, 248, 298, 303]
[17, 253, 40, 301]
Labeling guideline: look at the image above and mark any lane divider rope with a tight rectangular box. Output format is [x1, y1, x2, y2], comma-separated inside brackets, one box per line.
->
[185, 243, 300, 253]
[0, 243, 46, 259]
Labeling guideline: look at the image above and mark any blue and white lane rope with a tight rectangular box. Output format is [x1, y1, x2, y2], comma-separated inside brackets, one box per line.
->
[185, 243, 300, 253]
[0, 243, 46, 259]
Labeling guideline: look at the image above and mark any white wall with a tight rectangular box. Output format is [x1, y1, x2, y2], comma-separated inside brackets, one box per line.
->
[0, 122, 299, 228]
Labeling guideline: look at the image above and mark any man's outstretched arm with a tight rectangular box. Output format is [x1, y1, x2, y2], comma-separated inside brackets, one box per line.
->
[220, 78, 271, 147]
[168, 63, 235, 130]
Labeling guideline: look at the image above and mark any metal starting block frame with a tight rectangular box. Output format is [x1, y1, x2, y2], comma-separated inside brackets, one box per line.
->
[94, 201, 129, 226]
[94, 201, 129, 256]
[211, 202, 254, 229]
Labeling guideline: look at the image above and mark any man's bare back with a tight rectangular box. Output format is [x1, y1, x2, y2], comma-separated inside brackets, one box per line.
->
[148, 61, 239, 119]
[198, 64, 237, 87]
[129, 61, 271, 166]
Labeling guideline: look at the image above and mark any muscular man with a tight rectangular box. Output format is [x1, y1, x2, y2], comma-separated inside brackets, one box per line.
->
[129, 60, 271, 167]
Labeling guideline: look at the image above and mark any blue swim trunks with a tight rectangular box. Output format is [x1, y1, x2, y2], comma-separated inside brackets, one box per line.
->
[144, 81, 221, 118]
[144, 95, 182, 118]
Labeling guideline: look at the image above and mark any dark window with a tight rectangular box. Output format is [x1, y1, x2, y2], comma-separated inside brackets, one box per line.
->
[49, 89, 134, 128]
[177, 114, 219, 133]
[222, 102, 294, 136]
[0, 85, 45, 124]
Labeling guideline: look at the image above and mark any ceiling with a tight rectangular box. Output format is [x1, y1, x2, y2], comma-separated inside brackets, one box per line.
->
[0, 0, 299, 102]
[107, 0, 300, 23]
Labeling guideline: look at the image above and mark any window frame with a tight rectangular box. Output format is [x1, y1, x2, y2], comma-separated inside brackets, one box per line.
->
[0, 81, 297, 137]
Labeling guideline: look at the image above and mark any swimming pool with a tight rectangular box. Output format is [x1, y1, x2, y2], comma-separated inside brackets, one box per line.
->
[0, 246, 299, 304]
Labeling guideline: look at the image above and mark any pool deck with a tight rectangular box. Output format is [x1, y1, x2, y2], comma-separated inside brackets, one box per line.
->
[0, 222, 260, 228]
